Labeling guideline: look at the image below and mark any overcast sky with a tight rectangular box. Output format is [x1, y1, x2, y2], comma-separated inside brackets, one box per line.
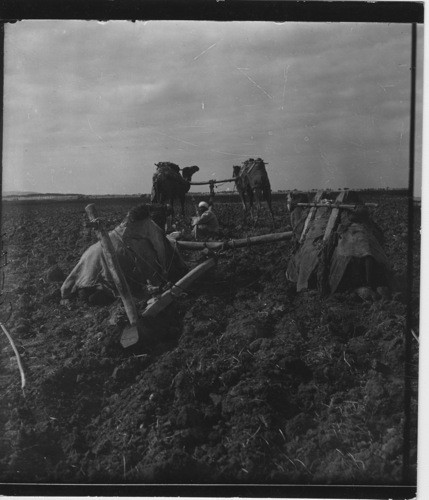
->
[2, 20, 424, 195]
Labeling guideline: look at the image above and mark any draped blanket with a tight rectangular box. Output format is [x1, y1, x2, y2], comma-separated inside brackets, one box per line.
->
[61, 217, 187, 299]
[328, 217, 391, 293]
[286, 192, 392, 293]
[240, 158, 271, 191]
[286, 206, 331, 291]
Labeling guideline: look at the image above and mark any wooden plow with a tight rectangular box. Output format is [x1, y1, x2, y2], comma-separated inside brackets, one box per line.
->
[86, 190, 376, 348]
[122, 229, 293, 347]
[296, 190, 379, 243]
[85, 203, 293, 348]
[287, 189, 383, 294]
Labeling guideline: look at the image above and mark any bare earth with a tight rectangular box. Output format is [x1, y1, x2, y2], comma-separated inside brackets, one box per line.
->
[0, 191, 419, 485]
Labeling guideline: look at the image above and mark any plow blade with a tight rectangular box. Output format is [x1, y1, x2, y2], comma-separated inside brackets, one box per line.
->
[120, 258, 217, 348]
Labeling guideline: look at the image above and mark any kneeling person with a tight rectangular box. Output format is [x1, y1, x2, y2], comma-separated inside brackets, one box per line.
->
[192, 201, 219, 240]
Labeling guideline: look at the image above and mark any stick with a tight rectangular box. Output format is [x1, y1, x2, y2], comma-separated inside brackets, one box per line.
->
[0, 322, 26, 390]
[85, 204, 139, 326]
[297, 202, 378, 209]
[175, 231, 293, 250]
[189, 178, 235, 186]
[142, 258, 216, 317]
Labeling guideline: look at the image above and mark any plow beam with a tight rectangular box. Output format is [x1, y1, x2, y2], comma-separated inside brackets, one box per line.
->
[297, 202, 378, 209]
[141, 258, 216, 317]
[85, 204, 139, 326]
[175, 231, 293, 251]
[121, 258, 216, 348]
[86, 204, 146, 348]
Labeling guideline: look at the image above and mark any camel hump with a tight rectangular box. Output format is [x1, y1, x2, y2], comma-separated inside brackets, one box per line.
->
[155, 162, 181, 174]
[153, 162, 184, 183]
[240, 157, 267, 178]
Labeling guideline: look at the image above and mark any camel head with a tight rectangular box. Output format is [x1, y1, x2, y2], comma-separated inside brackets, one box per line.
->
[181, 165, 199, 182]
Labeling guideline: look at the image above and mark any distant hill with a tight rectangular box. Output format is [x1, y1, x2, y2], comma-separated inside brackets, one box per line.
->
[2, 192, 147, 201]
[3, 191, 40, 196]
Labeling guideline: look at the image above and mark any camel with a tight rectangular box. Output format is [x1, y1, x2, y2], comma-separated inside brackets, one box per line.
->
[233, 158, 274, 224]
[151, 162, 200, 216]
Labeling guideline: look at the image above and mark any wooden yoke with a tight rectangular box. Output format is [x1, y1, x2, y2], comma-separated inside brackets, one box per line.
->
[189, 178, 235, 185]
[85, 204, 139, 327]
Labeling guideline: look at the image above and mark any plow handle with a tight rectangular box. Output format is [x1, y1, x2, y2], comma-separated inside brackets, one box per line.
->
[85, 204, 139, 326]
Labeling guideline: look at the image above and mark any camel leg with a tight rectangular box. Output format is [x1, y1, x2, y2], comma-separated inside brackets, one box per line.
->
[265, 190, 275, 228]
[209, 180, 215, 206]
[248, 189, 256, 222]
[255, 190, 262, 220]
[238, 191, 247, 212]
[252, 188, 260, 222]
[236, 189, 248, 223]
[364, 255, 375, 289]
[180, 195, 186, 218]
[269, 205, 275, 228]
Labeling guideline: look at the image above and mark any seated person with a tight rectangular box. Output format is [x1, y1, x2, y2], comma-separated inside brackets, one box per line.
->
[191, 201, 219, 240]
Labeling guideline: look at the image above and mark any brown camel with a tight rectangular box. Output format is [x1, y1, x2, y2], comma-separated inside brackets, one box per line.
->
[151, 162, 200, 216]
[233, 158, 274, 224]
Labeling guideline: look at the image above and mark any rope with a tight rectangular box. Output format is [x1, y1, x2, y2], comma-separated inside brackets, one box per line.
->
[125, 243, 169, 286]
[165, 239, 180, 276]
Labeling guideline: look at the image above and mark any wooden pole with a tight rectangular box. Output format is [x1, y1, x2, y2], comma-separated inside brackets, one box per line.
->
[142, 258, 216, 317]
[402, 21, 417, 486]
[85, 204, 139, 326]
[175, 231, 293, 251]
[297, 202, 378, 209]
[189, 178, 236, 186]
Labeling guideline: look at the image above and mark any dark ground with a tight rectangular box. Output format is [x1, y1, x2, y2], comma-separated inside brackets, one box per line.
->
[0, 191, 419, 488]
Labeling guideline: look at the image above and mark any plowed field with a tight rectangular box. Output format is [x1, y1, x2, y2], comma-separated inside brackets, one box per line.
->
[0, 191, 419, 488]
